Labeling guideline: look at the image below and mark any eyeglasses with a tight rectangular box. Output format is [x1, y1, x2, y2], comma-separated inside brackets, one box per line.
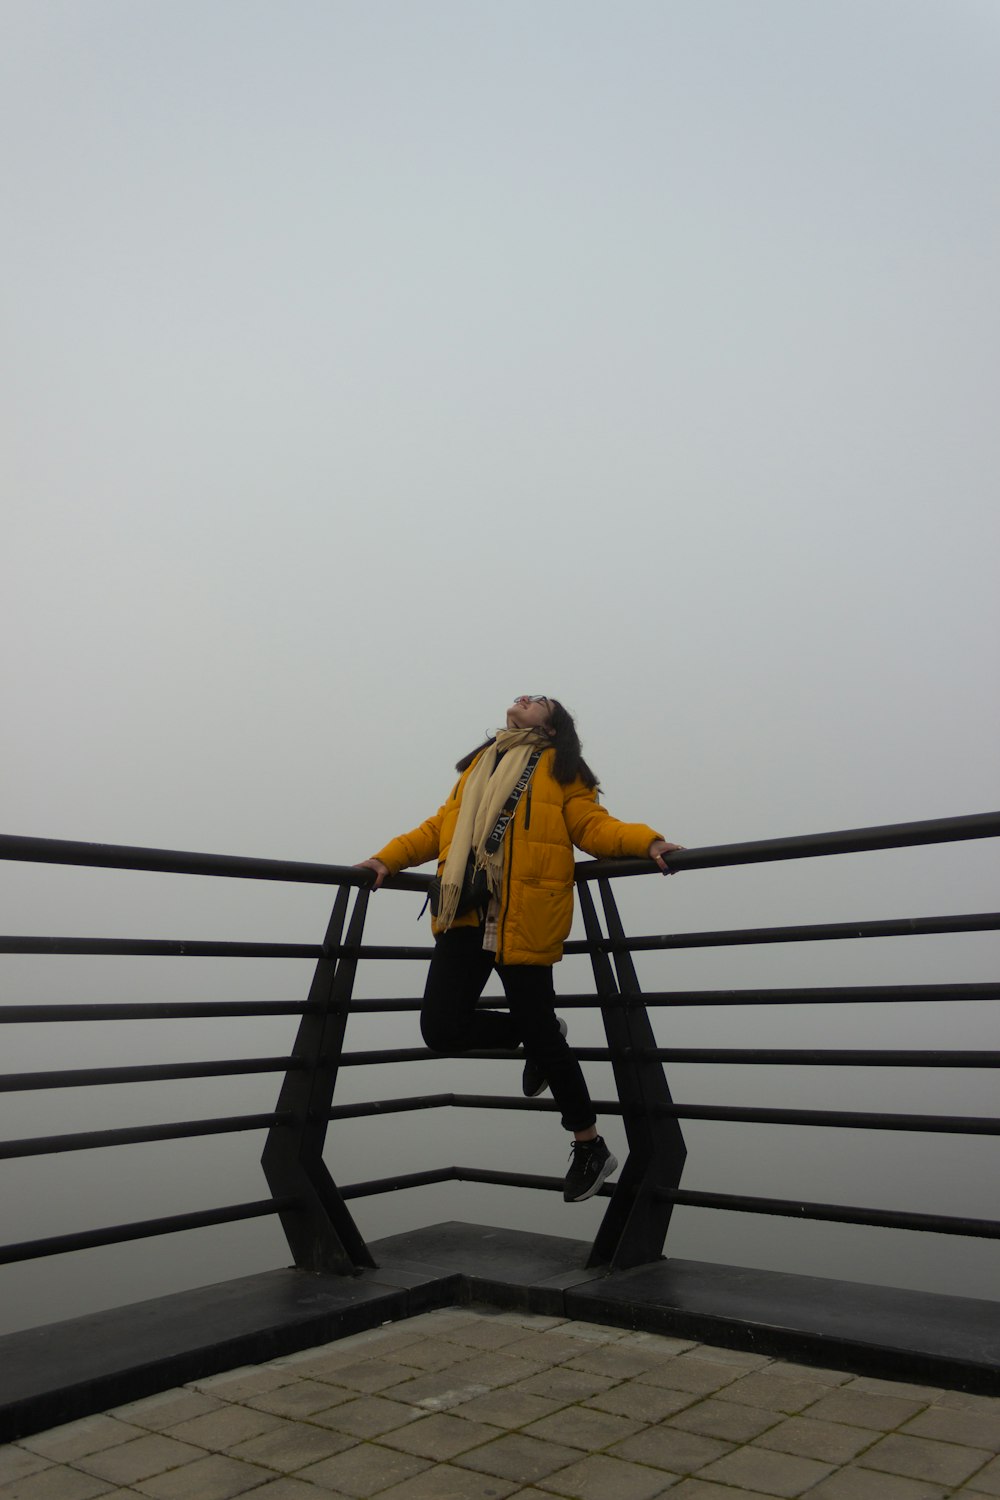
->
[517, 695, 550, 705]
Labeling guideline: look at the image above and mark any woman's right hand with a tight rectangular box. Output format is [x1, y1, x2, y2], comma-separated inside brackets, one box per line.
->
[355, 857, 390, 890]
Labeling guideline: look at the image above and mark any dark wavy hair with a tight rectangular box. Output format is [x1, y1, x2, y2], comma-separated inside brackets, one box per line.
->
[455, 699, 599, 789]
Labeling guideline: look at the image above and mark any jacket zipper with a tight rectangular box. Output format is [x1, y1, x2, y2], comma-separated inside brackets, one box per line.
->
[524, 783, 532, 829]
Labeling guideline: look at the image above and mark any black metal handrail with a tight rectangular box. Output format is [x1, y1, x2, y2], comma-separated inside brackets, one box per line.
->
[1, 810, 998, 1279]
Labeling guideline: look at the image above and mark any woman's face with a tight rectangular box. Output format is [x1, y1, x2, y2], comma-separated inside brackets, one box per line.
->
[506, 694, 554, 731]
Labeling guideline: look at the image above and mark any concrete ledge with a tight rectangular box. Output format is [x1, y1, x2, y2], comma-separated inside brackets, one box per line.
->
[3, 1220, 998, 1443]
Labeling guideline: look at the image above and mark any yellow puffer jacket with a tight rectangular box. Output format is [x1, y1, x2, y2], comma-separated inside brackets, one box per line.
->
[374, 748, 662, 966]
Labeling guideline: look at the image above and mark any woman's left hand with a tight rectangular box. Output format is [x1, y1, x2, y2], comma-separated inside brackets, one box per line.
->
[649, 838, 685, 873]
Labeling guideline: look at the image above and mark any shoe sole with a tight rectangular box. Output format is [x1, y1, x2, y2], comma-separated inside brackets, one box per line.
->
[565, 1152, 618, 1203]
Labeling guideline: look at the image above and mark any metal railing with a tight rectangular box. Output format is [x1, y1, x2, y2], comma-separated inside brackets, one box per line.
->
[1, 810, 998, 1281]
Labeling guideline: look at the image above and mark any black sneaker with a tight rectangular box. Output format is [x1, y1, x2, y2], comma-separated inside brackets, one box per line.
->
[521, 1016, 568, 1098]
[563, 1136, 618, 1202]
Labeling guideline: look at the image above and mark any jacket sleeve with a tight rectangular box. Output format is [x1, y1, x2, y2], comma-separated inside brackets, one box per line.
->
[562, 779, 662, 860]
[372, 778, 461, 874]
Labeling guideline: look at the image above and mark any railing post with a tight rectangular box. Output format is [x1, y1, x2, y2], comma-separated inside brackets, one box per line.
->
[261, 883, 375, 1273]
[578, 875, 687, 1270]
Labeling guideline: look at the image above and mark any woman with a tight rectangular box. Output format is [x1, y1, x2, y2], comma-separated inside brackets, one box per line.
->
[357, 695, 680, 1204]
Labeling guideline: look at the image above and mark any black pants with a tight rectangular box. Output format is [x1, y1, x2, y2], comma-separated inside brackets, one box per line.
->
[420, 926, 597, 1133]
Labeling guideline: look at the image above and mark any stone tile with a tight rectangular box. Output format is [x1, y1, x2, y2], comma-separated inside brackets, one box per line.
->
[804, 1388, 929, 1431]
[499, 1332, 600, 1366]
[697, 1444, 835, 1497]
[376, 1462, 519, 1500]
[562, 1346, 666, 1380]
[169, 1406, 285, 1451]
[245, 1382, 357, 1418]
[805, 1466, 952, 1499]
[302, 1327, 422, 1359]
[191, 1369, 298, 1401]
[312, 1358, 428, 1392]
[435, 1352, 545, 1390]
[585, 1381, 698, 1424]
[664, 1482, 785, 1500]
[0, 1446, 52, 1484]
[0, 1467, 117, 1500]
[455, 1431, 582, 1483]
[297, 1440, 428, 1497]
[379, 1370, 491, 1410]
[668, 1397, 781, 1443]
[131, 1452, 272, 1498]
[635, 1355, 743, 1396]
[518, 1368, 617, 1403]
[901, 1402, 1000, 1449]
[844, 1376, 943, 1403]
[378, 1411, 498, 1460]
[238, 1481, 343, 1500]
[716, 1370, 835, 1413]
[969, 1455, 1000, 1496]
[522, 1405, 644, 1451]
[227, 1423, 355, 1473]
[109, 1388, 226, 1431]
[452, 1385, 565, 1429]
[541, 1451, 678, 1499]
[403, 1309, 486, 1334]
[755, 1415, 876, 1463]
[557, 1320, 632, 1343]
[858, 1431, 993, 1486]
[73, 1434, 208, 1486]
[933, 1387, 1000, 1413]
[313, 1395, 423, 1440]
[20, 1416, 147, 1462]
[617, 1330, 701, 1358]
[609, 1424, 732, 1473]
[439, 1320, 535, 1351]
[386, 1343, 469, 1374]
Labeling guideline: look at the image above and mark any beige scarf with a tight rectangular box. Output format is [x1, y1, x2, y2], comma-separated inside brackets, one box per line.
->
[435, 726, 551, 930]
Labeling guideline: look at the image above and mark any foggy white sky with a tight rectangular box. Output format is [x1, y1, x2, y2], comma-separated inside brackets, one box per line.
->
[1, 2, 999, 1328]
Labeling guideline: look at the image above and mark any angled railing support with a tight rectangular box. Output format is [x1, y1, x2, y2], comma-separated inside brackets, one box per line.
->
[580, 877, 687, 1271]
[262, 884, 375, 1273]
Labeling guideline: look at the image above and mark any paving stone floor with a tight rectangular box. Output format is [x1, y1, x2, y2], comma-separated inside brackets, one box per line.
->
[3, 1305, 1000, 1500]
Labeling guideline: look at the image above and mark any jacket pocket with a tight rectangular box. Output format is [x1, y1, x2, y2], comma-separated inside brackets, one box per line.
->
[512, 878, 574, 958]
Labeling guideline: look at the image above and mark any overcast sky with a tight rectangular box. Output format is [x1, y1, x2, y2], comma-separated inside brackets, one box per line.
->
[2, 1, 998, 1329]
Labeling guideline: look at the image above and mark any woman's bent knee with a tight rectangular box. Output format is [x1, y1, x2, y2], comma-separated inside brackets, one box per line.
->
[420, 1011, 464, 1052]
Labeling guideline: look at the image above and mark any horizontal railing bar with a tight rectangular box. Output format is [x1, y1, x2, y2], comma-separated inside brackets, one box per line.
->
[0, 1112, 288, 1160]
[658, 1187, 1000, 1239]
[0, 938, 322, 958]
[329, 1093, 457, 1120]
[338, 1047, 520, 1067]
[7, 911, 994, 959]
[575, 810, 1000, 879]
[340, 1167, 456, 1198]
[564, 912, 1000, 957]
[660, 1103, 1000, 1133]
[0, 833, 431, 890]
[339, 1165, 614, 1200]
[337, 1044, 1000, 1069]
[2, 812, 995, 897]
[0, 1057, 300, 1093]
[0, 1198, 298, 1265]
[0, 1001, 313, 1023]
[327, 1093, 619, 1121]
[644, 1049, 1000, 1067]
[345, 982, 1000, 1015]
[326, 1093, 1000, 1135]
[630, 982, 1000, 1006]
